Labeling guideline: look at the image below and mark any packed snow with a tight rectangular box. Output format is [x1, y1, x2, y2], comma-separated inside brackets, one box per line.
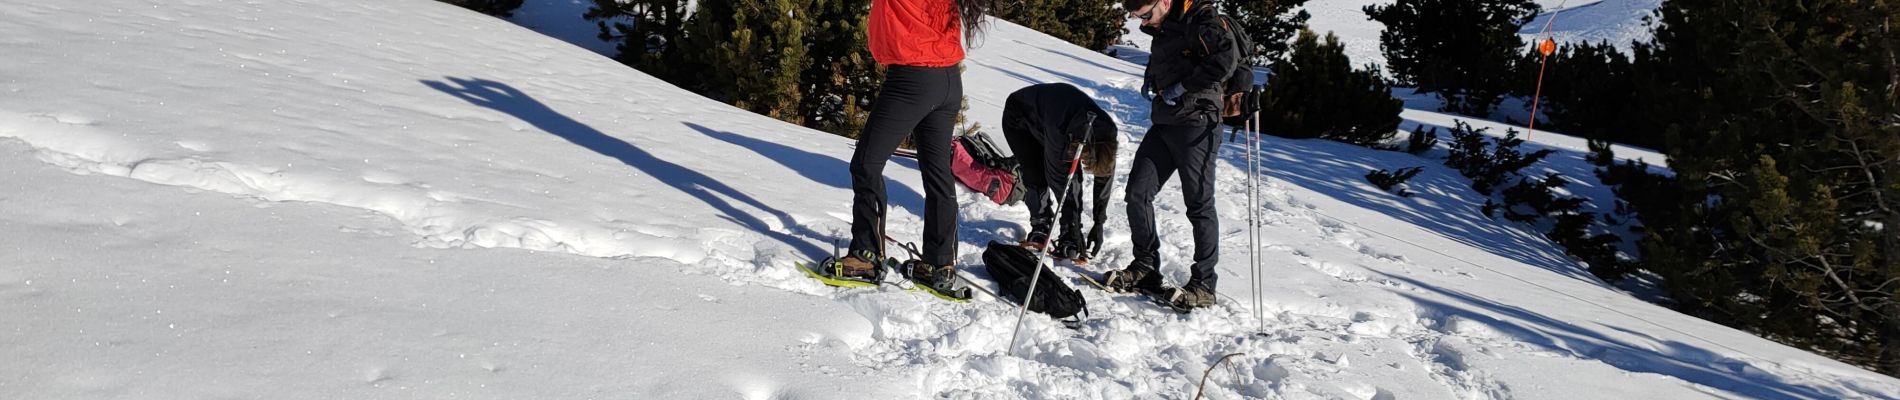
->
[1298, 0, 1661, 72]
[3, 0, 1896, 399]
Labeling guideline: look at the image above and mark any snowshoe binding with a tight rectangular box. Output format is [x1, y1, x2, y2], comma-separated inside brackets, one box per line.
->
[798, 250, 887, 288]
[1163, 284, 1216, 312]
[1049, 237, 1088, 266]
[1018, 231, 1050, 252]
[1101, 263, 1164, 294]
[902, 260, 974, 302]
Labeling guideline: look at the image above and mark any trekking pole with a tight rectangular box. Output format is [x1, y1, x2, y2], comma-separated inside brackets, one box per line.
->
[1250, 84, 1266, 333]
[1008, 114, 1093, 356]
[1241, 100, 1260, 334]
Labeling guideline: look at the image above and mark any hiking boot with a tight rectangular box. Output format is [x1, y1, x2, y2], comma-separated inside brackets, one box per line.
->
[1019, 231, 1050, 252]
[902, 259, 972, 299]
[825, 250, 884, 281]
[1168, 284, 1216, 310]
[1103, 262, 1163, 294]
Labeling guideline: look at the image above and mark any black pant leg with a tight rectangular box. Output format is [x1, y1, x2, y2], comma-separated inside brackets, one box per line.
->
[849, 67, 943, 258]
[913, 67, 963, 266]
[1057, 168, 1085, 242]
[1125, 125, 1181, 270]
[1002, 115, 1051, 237]
[1170, 123, 1221, 290]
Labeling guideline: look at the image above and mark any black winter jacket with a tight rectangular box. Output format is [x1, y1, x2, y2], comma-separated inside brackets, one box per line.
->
[1141, 1, 1240, 127]
[1004, 83, 1117, 147]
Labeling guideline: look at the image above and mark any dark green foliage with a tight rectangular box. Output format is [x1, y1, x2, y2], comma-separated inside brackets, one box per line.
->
[1499, 173, 1580, 222]
[1364, 0, 1540, 117]
[1441, 128, 1630, 280]
[994, 0, 1125, 51]
[1495, 170, 1629, 280]
[1219, 0, 1310, 63]
[801, 0, 883, 138]
[586, 0, 694, 82]
[1441, 122, 1552, 195]
[438, 0, 524, 17]
[685, 0, 809, 122]
[1516, 42, 1661, 149]
[588, 0, 880, 136]
[1549, 211, 1631, 279]
[1407, 126, 1439, 155]
[1260, 30, 1402, 147]
[1609, 0, 1900, 374]
[1366, 167, 1423, 197]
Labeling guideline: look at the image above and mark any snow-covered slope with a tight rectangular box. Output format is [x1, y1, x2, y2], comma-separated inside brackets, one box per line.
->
[3, 1, 1897, 399]
[1303, 0, 1661, 71]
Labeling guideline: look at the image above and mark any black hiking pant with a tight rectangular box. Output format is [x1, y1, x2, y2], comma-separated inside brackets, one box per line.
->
[1002, 125, 1086, 243]
[849, 65, 962, 266]
[1126, 123, 1220, 291]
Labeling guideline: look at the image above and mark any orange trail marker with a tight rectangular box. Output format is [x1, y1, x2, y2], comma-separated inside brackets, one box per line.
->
[1525, 3, 1565, 140]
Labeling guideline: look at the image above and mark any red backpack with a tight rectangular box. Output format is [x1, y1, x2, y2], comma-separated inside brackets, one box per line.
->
[951, 133, 1023, 205]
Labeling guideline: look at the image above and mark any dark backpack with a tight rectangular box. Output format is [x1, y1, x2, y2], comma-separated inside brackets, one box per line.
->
[1214, 14, 1259, 128]
[982, 241, 1088, 322]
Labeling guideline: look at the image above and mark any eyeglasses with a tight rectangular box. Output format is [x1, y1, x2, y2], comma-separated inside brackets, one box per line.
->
[1131, 0, 1162, 21]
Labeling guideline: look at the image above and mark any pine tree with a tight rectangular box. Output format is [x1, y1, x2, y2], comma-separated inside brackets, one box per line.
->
[437, 0, 524, 17]
[1364, 0, 1540, 117]
[1219, 0, 1310, 63]
[1259, 29, 1402, 147]
[687, 0, 810, 122]
[585, 0, 695, 84]
[1626, 0, 1900, 375]
[800, 0, 882, 137]
[1527, 42, 1653, 149]
[993, 0, 1125, 51]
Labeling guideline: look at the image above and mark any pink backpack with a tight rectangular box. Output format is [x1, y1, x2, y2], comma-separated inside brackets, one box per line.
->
[951, 136, 1024, 205]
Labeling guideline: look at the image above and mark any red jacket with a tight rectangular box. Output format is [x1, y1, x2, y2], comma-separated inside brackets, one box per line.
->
[868, 0, 964, 67]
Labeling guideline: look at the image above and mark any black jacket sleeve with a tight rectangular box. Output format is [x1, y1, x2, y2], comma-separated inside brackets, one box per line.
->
[1180, 18, 1240, 94]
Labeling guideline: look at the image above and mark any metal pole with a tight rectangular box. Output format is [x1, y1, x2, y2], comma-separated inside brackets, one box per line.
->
[1251, 84, 1266, 333]
[1008, 114, 1094, 355]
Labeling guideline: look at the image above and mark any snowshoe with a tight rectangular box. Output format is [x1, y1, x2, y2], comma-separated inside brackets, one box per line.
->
[797, 251, 886, 288]
[1018, 231, 1049, 252]
[902, 260, 974, 302]
[1167, 284, 1216, 311]
[1101, 263, 1163, 294]
[1049, 238, 1086, 266]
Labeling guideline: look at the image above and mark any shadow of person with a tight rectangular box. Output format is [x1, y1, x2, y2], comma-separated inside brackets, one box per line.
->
[1373, 270, 1845, 400]
[681, 122, 925, 215]
[420, 77, 831, 261]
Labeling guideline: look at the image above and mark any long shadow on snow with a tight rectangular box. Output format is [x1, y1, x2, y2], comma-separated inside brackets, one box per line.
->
[422, 77, 830, 260]
[1373, 270, 1850, 400]
[681, 122, 924, 215]
[1242, 135, 1601, 283]
[1019, 39, 1136, 74]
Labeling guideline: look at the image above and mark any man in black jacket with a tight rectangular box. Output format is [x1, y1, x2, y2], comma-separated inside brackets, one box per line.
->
[1000, 83, 1120, 264]
[1105, 0, 1239, 310]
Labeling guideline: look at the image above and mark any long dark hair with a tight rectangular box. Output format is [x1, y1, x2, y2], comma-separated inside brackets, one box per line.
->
[958, 0, 994, 44]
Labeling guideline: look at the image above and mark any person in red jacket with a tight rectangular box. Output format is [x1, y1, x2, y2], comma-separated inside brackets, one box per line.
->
[821, 0, 993, 296]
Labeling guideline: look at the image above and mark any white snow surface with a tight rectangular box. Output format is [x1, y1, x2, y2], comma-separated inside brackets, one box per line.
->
[2, 1, 1896, 399]
[1299, 0, 1660, 72]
